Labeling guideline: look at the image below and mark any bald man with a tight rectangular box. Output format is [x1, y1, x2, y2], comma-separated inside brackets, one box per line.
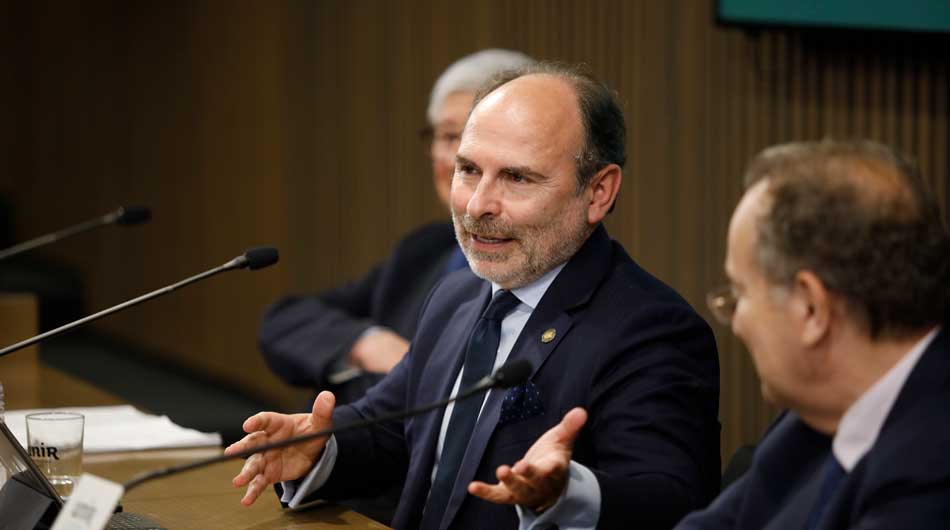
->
[228, 63, 720, 530]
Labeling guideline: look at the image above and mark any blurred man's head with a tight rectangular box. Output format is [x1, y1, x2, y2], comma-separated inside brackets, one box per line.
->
[451, 63, 625, 289]
[426, 49, 534, 209]
[723, 139, 949, 415]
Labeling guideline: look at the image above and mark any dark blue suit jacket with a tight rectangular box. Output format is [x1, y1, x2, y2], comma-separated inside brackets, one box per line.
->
[306, 225, 721, 530]
[677, 324, 950, 530]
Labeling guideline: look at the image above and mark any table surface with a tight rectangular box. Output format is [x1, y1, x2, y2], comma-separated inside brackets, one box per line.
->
[6, 362, 388, 529]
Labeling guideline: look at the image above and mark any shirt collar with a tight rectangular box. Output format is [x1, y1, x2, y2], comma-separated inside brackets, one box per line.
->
[491, 263, 567, 311]
[833, 326, 940, 471]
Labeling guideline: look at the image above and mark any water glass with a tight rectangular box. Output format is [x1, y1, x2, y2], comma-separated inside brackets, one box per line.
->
[25, 411, 84, 498]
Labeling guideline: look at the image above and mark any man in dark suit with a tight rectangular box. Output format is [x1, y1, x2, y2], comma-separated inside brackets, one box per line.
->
[259, 49, 533, 405]
[227, 63, 721, 530]
[505, 139, 950, 530]
[680, 140, 950, 530]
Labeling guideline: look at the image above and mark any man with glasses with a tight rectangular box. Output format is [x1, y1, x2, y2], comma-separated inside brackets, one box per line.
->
[501, 139, 950, 529]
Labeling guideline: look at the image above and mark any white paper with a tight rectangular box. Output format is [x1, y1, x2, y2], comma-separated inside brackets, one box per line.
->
[5, 405, 222, 453]
[50, 473, 124, 530]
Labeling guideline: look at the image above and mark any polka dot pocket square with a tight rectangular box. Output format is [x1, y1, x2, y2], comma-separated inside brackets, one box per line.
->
[498, 381, 545, 427]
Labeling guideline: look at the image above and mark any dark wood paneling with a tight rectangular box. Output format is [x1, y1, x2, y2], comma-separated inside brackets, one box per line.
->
[3, 0, 947, 463]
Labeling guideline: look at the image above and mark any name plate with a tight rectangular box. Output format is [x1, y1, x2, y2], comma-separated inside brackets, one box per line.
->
[51, 473, 124, 530]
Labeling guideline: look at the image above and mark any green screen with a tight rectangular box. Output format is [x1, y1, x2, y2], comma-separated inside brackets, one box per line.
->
[718, 0, 950, 33]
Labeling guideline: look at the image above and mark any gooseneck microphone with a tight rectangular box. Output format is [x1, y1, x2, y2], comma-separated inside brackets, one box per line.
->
[122, 359, 533, 491]
[0, 247, 279, 358]
[0, 206, 152, 261]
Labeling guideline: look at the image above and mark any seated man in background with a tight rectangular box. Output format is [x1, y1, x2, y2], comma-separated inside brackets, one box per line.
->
[228, 63, 721, 530]
[259, 49, 534, 405]
[494, 139, 950, 529]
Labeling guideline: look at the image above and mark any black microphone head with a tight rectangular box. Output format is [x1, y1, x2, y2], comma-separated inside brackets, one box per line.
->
[243, 247, 279, 270]
[492, 360, 532, 388]
[115, 206, 151, 225]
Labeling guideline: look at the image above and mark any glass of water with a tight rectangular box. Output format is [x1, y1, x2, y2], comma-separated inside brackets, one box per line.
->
[25, 411, 84, 499]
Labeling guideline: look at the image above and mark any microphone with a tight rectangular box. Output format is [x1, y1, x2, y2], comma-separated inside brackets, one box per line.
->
[121, 359, 533, 491]
[0, 247, 279, 358]
[0, 206, 152, 261]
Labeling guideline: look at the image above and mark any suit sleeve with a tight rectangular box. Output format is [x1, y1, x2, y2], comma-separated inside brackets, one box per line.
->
[586, 305, 721, 530]
[258, 263, 384, 388]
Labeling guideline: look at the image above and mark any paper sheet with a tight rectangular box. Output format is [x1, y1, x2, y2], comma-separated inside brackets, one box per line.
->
[4, 405, 222, 453]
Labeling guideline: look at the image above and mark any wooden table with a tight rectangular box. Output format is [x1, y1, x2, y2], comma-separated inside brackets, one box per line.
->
[86, 449, 389, 530]
[2, 356, 387, 529]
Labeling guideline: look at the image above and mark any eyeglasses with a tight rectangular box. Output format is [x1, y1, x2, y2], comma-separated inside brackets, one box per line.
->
[706, 284, 737, 326]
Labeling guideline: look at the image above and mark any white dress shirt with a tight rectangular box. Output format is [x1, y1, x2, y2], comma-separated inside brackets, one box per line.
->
[832, 326, 939, 471]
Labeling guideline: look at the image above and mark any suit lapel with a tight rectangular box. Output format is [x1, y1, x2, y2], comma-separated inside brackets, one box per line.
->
[418, 284, 489, 409]
[402, 282, 491, 526]
[763, 467, 827, 530]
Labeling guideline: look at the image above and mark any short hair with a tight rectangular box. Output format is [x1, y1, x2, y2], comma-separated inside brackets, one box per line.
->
[472, 62, 627, 193]
[426, 49, 534, 125]
[745, 139, 950, 338]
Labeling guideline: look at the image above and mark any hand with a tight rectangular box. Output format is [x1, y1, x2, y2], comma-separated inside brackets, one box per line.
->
[225, 391, 336, 505]
[468, 408, 587, 512]
[349, 329, 409, 373]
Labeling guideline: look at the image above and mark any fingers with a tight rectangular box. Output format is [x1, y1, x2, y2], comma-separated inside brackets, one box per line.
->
[469, 463, 554, 507]
[470, 409, 588, 510]
[469, 466, 516, 504]
[232, 450, 265, 487]
[560, 408, 587, 441]
[553, 407, 587, 447]
[233, 450, 282, 506]
[511, 459, 536, 478]
[311, 391, 336, 429]
[241, 472, 271, 506]
[468, 480, 515, 504]
[240, 411, 291, 437]
[225, 429, 268, 457]
[502, 462, 554, 502]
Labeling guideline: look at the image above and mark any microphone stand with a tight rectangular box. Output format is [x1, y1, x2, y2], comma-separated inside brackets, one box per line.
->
[0, 207, 149, 261]
[0, 251, 272, 358]
[122, 364, 528, 491]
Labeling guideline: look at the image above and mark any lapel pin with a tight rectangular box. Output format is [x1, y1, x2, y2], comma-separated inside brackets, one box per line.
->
[541, 328, 556, 343]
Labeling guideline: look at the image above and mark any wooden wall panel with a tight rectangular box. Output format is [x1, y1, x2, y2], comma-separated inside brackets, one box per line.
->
[3, 0, 947, 464]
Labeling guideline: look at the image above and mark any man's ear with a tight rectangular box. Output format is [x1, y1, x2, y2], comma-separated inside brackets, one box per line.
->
[793, 270, 832, 348]
[586, 164, 622, 225]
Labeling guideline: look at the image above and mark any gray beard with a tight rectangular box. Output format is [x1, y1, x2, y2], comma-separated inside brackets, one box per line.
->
[451, 209, 592, 289]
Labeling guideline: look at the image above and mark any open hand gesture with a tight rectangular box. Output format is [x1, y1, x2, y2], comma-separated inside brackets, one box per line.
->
[468, 407, 587, 511]
[225, 391, 336, 505]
